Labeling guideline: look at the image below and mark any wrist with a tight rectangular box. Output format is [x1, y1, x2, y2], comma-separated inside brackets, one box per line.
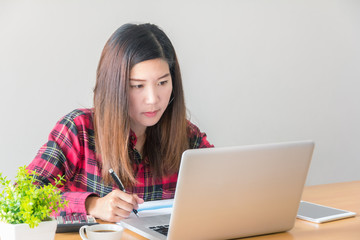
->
[85, 195, 100, 216]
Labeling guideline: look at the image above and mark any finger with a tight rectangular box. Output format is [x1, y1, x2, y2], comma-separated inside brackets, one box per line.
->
[129, 194, 144, 210]
[133, 194, 145, 208]
[106, 209, 130, 222]
[108, 194, 135, 213]
[113, 207, 133, 219]
[106, 200, 133, 221]
[112, 190, 141, 209]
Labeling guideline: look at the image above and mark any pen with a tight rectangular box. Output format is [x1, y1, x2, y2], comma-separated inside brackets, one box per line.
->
[109, 168, 139, 217]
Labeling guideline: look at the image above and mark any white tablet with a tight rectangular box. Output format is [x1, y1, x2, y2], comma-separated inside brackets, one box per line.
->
[297, 201, 356, 223]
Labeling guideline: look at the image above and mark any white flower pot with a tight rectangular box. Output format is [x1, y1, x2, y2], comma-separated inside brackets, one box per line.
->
[0, 219, 57, 240]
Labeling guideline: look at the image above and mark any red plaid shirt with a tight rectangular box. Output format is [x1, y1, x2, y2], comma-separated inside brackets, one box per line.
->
[27, 109, 213, 216]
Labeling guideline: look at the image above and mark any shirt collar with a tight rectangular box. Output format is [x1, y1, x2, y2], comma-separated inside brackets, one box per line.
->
[129, 129, 137, 149]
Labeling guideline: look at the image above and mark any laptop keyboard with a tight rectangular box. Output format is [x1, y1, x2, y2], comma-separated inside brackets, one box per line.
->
[149, 224, 169, 236]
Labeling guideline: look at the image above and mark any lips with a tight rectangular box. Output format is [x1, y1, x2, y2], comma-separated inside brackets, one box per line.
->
[143, 110, 159, 117]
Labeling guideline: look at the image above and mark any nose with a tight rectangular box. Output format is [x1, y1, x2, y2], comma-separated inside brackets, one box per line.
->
[145, 86, 159, 105]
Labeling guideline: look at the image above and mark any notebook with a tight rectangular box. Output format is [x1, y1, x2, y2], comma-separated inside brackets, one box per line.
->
[120, 140, 315, 240]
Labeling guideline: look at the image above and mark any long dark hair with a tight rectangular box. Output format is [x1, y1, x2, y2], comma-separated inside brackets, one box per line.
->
[93, 23, 189, 187]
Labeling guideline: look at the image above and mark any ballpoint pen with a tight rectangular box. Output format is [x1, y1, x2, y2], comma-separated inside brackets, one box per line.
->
[109, 168, 139, 217]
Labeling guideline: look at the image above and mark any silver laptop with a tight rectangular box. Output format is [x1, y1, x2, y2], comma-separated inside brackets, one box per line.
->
[121, 140, 314, 240]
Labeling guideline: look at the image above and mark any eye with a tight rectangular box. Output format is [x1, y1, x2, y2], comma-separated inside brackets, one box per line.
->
[158, 80, 168, 86]
[130, 84, 143, 89]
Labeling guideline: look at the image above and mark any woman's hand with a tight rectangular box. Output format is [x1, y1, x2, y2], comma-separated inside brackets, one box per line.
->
[85, 190, 144, 222]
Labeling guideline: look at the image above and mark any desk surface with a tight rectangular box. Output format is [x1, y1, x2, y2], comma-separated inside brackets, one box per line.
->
[55, 181, 360, 240]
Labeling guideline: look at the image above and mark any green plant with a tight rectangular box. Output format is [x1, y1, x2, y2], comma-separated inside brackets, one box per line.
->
[0, 166, 68, 228]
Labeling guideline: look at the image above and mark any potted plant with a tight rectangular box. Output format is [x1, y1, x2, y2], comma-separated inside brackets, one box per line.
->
[0, 166, 68, 240]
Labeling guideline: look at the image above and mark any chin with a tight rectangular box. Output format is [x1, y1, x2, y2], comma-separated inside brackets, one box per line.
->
[143, 119, 161, 127]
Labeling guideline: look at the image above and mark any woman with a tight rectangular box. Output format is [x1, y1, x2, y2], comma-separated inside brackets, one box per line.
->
[27, 23, 213, 222]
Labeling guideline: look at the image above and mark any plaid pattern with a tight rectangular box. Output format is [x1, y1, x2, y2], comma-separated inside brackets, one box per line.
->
[27, 109, 213, 215]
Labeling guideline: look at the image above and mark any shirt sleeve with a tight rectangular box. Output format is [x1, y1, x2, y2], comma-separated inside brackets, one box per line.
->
[27, 111, 97, 216]
[187, 121, 214, 149]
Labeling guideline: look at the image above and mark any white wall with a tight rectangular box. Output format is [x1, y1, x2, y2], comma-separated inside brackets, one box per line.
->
[0, 0, 359, 185]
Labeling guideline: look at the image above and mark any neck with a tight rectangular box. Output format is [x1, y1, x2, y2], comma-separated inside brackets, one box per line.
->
[135, 133, 146, 155]
[130, 123, 146, 140]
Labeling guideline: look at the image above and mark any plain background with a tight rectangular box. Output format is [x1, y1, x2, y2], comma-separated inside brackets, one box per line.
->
[0, 0, 359, 185]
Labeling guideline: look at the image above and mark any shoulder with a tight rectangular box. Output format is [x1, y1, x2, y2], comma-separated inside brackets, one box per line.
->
[57, 108, 94, 134]
[60, 108, 93, 122]
[187, 120, 214, 149]
[187, 120, 200, 134]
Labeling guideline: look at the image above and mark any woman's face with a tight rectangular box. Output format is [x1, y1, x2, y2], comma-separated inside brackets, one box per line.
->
[128, 58, 173, 136]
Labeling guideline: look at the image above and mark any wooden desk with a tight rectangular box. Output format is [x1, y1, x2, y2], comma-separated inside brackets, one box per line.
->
[55, 181, 360, 240]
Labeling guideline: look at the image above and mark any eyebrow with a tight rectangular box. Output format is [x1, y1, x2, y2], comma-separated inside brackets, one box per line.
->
[130, 73, 170, 82]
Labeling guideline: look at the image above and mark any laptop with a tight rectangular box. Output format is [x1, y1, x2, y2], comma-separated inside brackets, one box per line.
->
[121, 140, 315, 240]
